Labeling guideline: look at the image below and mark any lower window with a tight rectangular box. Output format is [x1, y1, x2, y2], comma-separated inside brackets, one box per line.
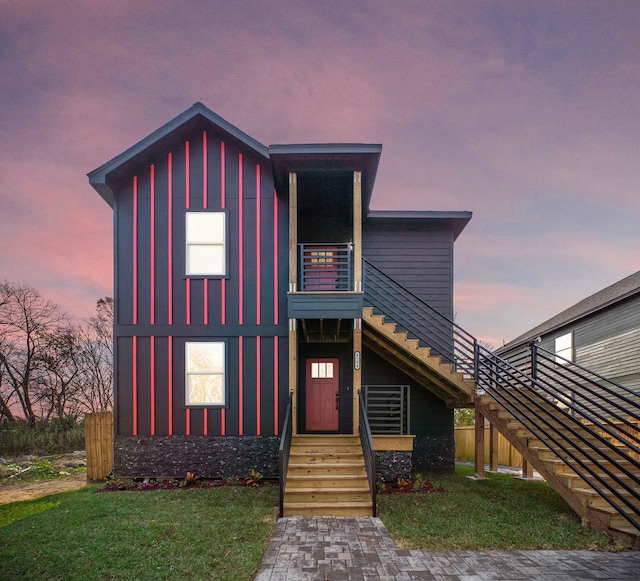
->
[185, 342, 225, 405]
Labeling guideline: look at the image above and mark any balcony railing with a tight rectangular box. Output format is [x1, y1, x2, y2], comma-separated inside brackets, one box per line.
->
[298, 243, 353, 291]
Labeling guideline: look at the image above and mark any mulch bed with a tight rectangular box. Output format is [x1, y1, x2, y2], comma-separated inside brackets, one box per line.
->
[97, 475, 277, 492]
[378, 478, 447, 494]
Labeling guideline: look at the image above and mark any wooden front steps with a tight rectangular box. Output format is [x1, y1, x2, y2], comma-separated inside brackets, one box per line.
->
[362, 306, 474, 407]
[476, 394, 640, 548]
[283, 435, 373, 516]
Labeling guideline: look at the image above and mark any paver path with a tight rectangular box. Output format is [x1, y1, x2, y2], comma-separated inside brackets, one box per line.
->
[254, 516, 640, 581]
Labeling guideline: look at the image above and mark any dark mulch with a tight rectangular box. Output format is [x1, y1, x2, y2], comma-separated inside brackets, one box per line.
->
[378, 477, 447, 495]
[98, 475, 278, 493]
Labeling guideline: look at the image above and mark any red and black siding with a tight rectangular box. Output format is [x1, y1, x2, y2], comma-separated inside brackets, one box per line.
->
[113, 128, 289, 446]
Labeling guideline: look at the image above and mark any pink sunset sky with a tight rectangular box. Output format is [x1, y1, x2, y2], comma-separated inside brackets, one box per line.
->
[1, 0, 639, 347]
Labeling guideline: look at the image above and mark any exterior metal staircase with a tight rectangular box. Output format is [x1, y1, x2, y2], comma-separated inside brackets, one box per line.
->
[359, 259, 640, 546]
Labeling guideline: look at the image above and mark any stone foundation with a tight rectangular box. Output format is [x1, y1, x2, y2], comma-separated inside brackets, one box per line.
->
[375, 450, 412, 482]
[113, 435, 279, 479]
[412, 433, 455, 472]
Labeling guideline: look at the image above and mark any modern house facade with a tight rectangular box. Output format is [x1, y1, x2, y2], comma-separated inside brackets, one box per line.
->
[88, 103, 474, 481]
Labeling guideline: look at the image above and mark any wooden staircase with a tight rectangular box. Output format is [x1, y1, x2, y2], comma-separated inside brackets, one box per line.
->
[282, 435, 373, 516]
[362, 306, 474, 407]
[477, 393, 640, 548]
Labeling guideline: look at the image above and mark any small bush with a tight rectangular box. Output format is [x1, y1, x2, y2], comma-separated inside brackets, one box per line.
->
[0, 417, 85, 457]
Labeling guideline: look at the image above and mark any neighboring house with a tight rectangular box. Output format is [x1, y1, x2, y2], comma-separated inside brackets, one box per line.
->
[498, 271, 640, 399]
[88, 102, 473, 480]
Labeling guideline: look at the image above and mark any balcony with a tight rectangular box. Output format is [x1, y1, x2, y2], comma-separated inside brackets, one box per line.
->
[288, 242, 363, 320]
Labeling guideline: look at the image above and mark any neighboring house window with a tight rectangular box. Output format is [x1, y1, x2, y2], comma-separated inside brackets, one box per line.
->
[185, 342, 225, 406]
[186, 212, 226, 275]
[554, 332, 573, 364]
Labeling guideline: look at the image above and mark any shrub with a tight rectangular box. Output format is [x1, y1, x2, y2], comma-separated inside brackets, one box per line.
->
[0, 417, 85, 456]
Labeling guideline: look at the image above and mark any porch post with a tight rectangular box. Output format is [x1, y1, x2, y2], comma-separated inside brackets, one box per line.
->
[488, 422, 499, 473]
[288, 172, 298, 434]
[353, 318, 362, 434]
[353, 171, 362, 291]
[470, 400, 487, 480]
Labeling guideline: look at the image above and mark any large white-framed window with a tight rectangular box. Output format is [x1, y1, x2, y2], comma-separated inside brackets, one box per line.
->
[554, 332, 573, 364]
[185, 341, 226, 406]
[185, 211, 226, 276]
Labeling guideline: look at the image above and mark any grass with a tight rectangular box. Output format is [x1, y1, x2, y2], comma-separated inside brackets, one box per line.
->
[0, 485, 279, 580]
[379, 464, 623, 551]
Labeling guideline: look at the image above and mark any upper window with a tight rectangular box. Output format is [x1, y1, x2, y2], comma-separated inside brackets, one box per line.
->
[186, 212, 226, 276]
[185, 342, 225, 406]
[554, 332, 573, 364]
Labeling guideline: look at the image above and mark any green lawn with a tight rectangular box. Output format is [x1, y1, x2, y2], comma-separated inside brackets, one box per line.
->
[0, 485, 278, 581]
[378, 464, 622, 551]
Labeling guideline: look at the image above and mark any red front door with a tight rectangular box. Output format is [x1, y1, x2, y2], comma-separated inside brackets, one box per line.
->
[305, 358, 339, 432]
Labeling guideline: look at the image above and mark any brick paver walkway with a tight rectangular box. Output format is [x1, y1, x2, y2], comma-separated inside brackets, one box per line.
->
[254, 516, 640, 581]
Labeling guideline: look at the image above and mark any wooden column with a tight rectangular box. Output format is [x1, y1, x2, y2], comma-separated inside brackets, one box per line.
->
[288, 172, 297, 292]
[520, 458, 534, 480]
[353, 319, 362, 434]
[471, 401, 487, 480]
[353, 171, 362, 291]
[489, 423, 499, 473]
[288, 172, 298, 434]
[289, 319, 297, 435]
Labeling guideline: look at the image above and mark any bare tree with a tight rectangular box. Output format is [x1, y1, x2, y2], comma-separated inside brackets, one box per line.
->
[0, 282, 68, 423]
[74, 297, 114, 413]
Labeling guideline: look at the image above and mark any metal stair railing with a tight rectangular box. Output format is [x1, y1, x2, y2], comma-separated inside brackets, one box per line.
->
[363, 259, 476, 377]
[278, 391, 293, 518]
[477, 346, 640, 531]
[359, 390, 377, 517]
[363, 259, 640, 530]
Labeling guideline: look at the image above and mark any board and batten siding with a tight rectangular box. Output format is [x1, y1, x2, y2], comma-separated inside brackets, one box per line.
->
[113, 127, 289, 439]
[362, 222, 454, 318]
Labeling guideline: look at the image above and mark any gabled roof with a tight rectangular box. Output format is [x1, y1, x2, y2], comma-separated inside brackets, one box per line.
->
[366, 210, 472, 240]
[88, 102, 269, 206]
[502, 270, 640, 349]
[269, 143, 382, 211]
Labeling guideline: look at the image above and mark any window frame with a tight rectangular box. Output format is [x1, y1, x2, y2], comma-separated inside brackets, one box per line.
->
[184, 340, 228, 407]
[185, 210, 229, 278]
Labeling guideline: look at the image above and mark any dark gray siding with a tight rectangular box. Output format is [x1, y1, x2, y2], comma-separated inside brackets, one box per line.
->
[362, 221, 454, 318]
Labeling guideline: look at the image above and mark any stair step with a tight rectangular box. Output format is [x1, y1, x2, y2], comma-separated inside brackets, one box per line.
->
[289, 452, 364, 464]
[286, 475, 369, 488]
[283, 501, 373, 517]
[291, 445, 363, 454]
[550, 458, 636, 476]
[570, 487, 640, 509]
[559, 472, 638, 491]
[285, 487, 371, 503]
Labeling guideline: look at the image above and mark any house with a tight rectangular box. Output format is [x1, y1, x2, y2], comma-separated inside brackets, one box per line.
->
[88, 102, 475, 485]
[497, 271, 640, 407]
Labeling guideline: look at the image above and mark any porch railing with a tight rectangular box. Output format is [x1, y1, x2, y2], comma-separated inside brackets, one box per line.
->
[359, 390, 377, 517]
[298, 243, 353, 291]
[278, 391, 293, 518]
[362, 385, 410, 435]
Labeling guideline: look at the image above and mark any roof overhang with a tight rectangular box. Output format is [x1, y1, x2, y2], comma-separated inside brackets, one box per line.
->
[88, 102, 269, 207]
[269, 143, 382, 211]
[366, 210, 472, 240]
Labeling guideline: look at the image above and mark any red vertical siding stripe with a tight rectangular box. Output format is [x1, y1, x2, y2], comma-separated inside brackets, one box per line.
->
[221, 141, 226, 326]
[203, 408, 208, 436]
[238, 336, 244, 435]
[221, 409, 226, 436]
[132, 337, 138, 435]
[204, 279, 209, 324]
[186, 408, 191, 436]
[133, 176, 138, 325]
[273, 337, 279, 435]
[273, 192, 278, 325]
[150, 336, 155, 435]
[168, 336, 173, 436]
[202, 131, 208, 209]
[256, 165, 261, 325]
[186, 279, 191, 324]
[168, 153, 173, 325]
[256, 336, 261, 435]
[185, 141, 190, 209]
[150, 165, 155, 325]
[238, 154, 244, 325]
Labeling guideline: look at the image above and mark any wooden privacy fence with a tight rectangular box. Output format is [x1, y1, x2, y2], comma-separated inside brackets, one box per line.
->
[85, 411, 114, 481]
[455, 425, 523, 467]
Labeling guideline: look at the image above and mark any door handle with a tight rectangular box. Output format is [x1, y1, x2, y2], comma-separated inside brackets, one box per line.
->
[335, 390, 340, 410]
